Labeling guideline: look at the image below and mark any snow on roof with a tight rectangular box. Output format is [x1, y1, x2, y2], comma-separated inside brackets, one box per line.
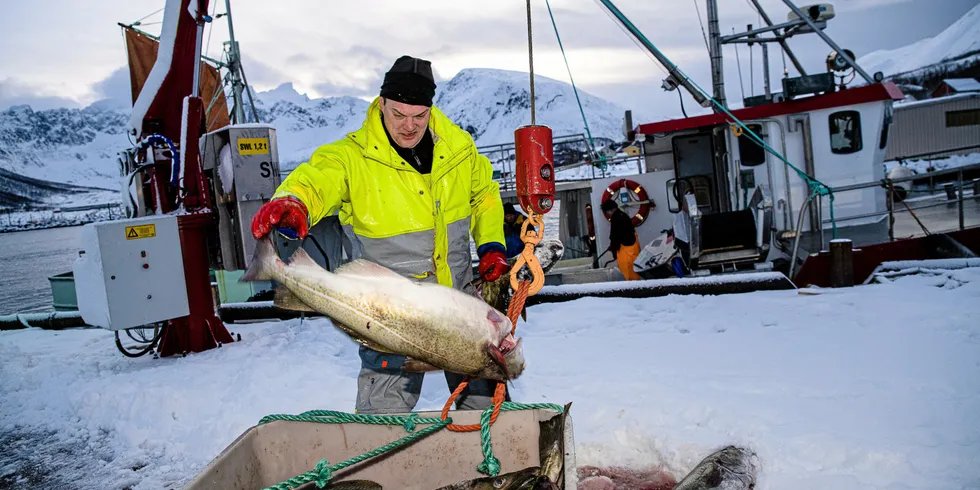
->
[894, 91, 980, 109]
[941, 78, 980, 92]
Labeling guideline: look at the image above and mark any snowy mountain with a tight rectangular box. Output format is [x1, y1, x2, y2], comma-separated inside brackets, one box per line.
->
[433, 68, 627, 148]
[857, 3, 980, 86]
[0, 68, 630, 228]
[246, 83, 370, 171]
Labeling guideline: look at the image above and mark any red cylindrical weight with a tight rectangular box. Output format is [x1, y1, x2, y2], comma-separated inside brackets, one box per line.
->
[514, 125, 556, 215]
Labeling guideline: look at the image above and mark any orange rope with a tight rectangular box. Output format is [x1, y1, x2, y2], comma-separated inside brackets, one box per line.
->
[441, 280, 532, 431]
[441, 211, 541, 431]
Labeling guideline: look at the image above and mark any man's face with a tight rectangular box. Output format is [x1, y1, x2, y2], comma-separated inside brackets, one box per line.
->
[504, 213, 516, 224]
[380, 98, 430, 149]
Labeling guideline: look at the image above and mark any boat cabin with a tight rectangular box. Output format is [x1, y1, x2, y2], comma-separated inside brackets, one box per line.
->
[588, 82, 905, 272]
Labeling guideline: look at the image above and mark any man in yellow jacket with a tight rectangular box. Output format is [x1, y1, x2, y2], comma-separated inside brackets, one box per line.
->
[250, 55, 511, 414]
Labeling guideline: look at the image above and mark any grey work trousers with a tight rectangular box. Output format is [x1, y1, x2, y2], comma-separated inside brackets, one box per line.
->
[354, 345, 508, 414]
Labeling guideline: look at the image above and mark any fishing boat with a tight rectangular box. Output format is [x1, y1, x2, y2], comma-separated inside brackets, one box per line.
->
[487, 0, 980, 295]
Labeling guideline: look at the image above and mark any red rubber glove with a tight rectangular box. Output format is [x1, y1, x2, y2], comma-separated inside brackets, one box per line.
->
[478, 250, 509, 282]
[250, 196, 309, 239]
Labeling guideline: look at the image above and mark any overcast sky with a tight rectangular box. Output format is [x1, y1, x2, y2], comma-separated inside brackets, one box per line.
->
[0, 0, 976, 122]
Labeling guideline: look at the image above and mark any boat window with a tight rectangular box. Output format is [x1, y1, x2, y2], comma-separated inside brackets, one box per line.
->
[946, 109, 980, 127]
[829, 110, 862, 154]
[737, 124, 766, 167]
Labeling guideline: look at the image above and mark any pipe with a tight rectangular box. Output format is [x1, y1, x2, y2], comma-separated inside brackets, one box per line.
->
[754, 117, 792, 230]
[788, 195, 814, 279]
[790, 114, 817, 234]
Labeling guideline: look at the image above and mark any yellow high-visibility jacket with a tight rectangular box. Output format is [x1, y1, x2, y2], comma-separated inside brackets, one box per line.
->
[273, 97, 505, 291]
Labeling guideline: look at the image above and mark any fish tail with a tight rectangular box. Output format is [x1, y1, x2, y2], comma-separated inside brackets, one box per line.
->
[241, 235, 278, 282]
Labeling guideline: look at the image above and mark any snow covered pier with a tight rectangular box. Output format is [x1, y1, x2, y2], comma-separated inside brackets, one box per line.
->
[2, 262, 979, 489]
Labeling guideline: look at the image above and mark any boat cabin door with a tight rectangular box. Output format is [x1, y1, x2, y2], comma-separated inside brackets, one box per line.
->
[670, 131, 727, 215]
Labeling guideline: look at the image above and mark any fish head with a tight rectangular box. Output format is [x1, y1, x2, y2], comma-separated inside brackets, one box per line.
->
[480, 333, 525, 381]
[477, 307, 525, 380]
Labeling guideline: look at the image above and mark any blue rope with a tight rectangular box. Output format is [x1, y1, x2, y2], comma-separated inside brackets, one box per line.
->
[544, 0, 609, 172]
[594, 0, 837, 238]
[139, 133, 181, 188]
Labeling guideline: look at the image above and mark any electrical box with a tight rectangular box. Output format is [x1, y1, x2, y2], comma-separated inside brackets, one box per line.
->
[72, 215, 190, 331]
[201, 124, 282, 271]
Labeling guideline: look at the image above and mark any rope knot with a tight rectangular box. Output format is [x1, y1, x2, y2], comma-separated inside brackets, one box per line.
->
[402, 413, 419, 433]
[477, 454, 502, 477]
[312, 458, 332, 488]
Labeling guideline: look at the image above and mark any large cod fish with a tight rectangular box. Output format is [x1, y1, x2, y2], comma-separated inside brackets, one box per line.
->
[242, 236, 525, 380]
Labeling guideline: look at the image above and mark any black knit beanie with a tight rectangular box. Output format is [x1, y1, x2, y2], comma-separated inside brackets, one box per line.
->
[380, 55, 436, 107]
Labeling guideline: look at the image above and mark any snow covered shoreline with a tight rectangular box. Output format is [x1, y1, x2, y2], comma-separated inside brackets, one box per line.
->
[2, 264, 979, 489]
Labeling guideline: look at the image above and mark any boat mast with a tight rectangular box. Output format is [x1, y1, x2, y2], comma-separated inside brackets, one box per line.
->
[705, 0, 727, 111]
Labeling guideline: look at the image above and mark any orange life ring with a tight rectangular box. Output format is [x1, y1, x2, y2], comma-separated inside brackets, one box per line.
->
[600, 178, 654, 227]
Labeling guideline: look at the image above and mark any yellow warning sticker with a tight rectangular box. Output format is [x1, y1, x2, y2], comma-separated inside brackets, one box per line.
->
[237, 137, 270, 155]
[125, 224, 156, 240]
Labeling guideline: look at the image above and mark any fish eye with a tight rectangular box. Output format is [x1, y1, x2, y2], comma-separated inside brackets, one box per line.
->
[493, 478, 506, 488]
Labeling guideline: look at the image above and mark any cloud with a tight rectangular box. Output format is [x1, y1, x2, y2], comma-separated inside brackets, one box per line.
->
[90, 67, 133, 105]
[239, 54, 292, 90]
[0, 78, 80, 111]
[0, 0, 964, 123]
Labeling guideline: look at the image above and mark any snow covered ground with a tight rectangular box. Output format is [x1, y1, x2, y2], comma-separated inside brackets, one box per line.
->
[2, 265, 980, 489]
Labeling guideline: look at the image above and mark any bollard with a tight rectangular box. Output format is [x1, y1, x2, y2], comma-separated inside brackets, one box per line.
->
[944, 183, 956, 201]
[829, 239, 854, 287]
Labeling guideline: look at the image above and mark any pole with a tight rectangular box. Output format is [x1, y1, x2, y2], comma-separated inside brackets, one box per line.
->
[705, 0, 727, 110]
[224, 0, 246, 124]
[191, 1, 205, 98]
[781, 0, 875, 84]
[958, 170, 965, 230]
[762, 43, 771, 98]
[887, 181, 895, 242]
[595, 0, 710, 107]
[747, 0, 808, 76]
[829, 239, 853, 287]
[527, 0, 536, 125]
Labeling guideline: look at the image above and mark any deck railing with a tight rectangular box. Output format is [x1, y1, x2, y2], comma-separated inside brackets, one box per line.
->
[819, 161, 980, 241]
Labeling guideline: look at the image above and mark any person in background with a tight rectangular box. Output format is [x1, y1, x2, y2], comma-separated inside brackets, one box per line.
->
[600, 199, 641, 281]
[671, 181, 692, 268]
[502, 202, 533, 258]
